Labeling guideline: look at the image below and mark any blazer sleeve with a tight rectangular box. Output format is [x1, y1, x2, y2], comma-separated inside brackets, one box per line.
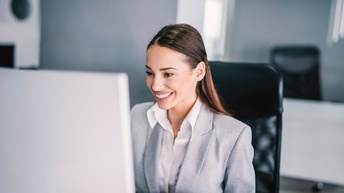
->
[223, 126, 255, 193]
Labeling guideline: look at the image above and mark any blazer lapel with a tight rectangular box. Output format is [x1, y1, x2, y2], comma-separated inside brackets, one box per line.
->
[175, 105, 215, 192]
[143, 124, 163, 193]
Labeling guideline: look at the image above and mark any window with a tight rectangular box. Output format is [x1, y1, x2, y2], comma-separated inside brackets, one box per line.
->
[328, 0, 344, 45]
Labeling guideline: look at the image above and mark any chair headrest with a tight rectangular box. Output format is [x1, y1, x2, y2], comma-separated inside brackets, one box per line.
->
[210, 61, 283, 119]
[271, 46, 320, 73]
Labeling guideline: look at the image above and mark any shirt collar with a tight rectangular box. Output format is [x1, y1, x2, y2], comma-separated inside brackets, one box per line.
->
[184, 98, 202, 131]
[147, 103, 167, 128]
[146, 98, 203, 131]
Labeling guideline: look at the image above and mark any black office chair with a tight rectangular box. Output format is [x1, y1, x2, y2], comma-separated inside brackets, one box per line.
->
[0, 45, 15, 68]
[210, 61, 283, 193]
[270, 45, 321, 100]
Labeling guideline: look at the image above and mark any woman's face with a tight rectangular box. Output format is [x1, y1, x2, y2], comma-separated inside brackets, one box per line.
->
[146, 45, 203, 111]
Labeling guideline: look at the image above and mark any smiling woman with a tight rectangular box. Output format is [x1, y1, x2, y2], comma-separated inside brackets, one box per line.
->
[145, 45, 202, 113]
[130, 23, 255, 193]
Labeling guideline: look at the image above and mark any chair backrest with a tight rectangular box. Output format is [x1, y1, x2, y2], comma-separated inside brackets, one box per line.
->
[270, 45, 321, 100]
[0, 45, 15, 68]
[210, 61, 283, 193]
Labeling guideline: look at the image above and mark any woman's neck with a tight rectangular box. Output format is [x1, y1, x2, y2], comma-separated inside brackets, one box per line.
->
[167, 97, 198, 138]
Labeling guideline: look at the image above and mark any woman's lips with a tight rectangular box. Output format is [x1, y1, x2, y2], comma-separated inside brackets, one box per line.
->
[155, 92, 173, 99]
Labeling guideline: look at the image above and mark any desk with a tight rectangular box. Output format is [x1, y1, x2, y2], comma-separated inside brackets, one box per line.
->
[280, 98, 344, 186]
[280, 176, 344, 193]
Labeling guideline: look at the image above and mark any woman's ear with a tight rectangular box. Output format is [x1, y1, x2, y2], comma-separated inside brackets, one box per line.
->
[195, 62, 206, 81]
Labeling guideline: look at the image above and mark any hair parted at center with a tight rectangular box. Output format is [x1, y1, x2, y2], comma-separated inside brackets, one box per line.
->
[147, 23, 230, 116]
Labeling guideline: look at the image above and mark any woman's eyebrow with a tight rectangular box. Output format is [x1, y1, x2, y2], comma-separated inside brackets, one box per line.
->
[160, 67, 177, 71]
[145, 65, 177, 71]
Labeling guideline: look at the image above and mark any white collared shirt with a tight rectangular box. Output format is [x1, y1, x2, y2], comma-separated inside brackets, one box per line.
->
[147, 98, 202, 193]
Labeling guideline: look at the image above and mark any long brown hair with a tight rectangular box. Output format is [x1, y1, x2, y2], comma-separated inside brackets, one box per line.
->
[147, 23, 229, 115]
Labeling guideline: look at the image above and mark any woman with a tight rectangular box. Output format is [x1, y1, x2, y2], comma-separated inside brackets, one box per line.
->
[131, 24, 255, 193]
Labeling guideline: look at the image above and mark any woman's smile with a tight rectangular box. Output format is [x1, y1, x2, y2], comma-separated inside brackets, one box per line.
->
[155, 92, 173, 99]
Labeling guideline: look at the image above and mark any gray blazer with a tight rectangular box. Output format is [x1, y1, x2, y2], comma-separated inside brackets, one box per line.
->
[131, 102, 255, 193]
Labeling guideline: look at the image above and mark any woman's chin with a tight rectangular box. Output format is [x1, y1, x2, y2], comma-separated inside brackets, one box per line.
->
[156, 102, 172, 110]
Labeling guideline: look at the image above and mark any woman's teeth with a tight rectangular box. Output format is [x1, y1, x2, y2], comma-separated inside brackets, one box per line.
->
[156, 93, 171, 99]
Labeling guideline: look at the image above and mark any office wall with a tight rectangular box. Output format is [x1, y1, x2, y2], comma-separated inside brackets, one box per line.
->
[40, 0, 344, 103]
[40, 0, 177, 106]
[176, 0, 205, 33]
[224, 0, 344, 102]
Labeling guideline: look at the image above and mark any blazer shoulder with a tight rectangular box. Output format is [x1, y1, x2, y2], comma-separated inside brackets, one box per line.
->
[213, 113, 250, 134]
[130, 102, 154, 129]
[131, 102, 154, 116]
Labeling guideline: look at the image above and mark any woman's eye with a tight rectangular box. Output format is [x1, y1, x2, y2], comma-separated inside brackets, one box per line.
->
[146, 71, 153, 76]
[164, 73, 174, 77]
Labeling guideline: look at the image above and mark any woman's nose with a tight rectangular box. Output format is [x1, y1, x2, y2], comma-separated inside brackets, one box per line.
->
[152, 77, 164, 91]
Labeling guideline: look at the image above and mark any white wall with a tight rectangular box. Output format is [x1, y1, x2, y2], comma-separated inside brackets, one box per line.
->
[40, 0, 177, 106]
[176, 0, 206, 34]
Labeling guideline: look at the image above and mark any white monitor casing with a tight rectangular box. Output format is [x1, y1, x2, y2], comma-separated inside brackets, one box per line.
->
[0, 68, 135, 193]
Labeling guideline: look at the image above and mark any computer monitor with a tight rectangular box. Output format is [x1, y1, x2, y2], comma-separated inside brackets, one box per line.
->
[0, 68, 135, 193]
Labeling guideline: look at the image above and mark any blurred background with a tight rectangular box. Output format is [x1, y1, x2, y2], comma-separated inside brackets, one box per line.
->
[1, 0, 343, 105]
[1, 0, 344, 190]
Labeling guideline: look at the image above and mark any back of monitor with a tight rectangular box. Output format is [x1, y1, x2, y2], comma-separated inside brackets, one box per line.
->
[0, 68, 135, 193]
